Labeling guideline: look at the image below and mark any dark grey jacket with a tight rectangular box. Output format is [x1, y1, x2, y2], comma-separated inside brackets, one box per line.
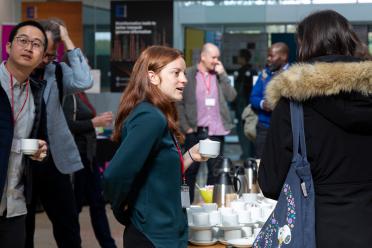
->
[176, 65, 237, 133]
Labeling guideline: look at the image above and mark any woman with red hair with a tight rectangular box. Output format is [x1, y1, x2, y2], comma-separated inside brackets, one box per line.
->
[104, 46, 208, 248]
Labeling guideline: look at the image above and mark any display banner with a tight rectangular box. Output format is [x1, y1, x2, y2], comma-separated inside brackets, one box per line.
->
[110, 1, 173, 92]
[2, 24, 16, 61]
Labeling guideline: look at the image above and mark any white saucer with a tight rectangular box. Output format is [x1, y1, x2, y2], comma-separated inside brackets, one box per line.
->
[240, 220, 257, 226]
[218, 224, 243, 231]
[227, 237, 254, 247]
[256, 219, 267, 226]
[189, 224, 214, 230]
[189, 238, 218, 246]
[218, 238, 229, 245]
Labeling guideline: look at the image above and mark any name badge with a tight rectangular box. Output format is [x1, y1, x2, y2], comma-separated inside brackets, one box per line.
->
[180, 184, 190, 208]
[205, 98, 216, 107]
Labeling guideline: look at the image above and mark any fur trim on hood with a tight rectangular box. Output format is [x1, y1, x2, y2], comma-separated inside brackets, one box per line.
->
[266, 61, 372, 108]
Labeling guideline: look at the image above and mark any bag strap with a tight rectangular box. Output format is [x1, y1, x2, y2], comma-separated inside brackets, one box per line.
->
[290, 101, 308, 160]
[62, 94, 77, 121]
[71, 94, 77, 121]
[54, 62, 64, 104]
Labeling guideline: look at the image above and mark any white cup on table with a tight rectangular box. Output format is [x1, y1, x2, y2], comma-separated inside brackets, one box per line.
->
[192, 212, 210, 226]
[222, 213, 239, 227]
[193, 229, 213, 242]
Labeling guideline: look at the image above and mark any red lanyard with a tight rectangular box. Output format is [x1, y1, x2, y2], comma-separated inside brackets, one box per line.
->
[9, 74, 29, 125]
[172, 135, 186, 183]
[201, 72, 211, 95]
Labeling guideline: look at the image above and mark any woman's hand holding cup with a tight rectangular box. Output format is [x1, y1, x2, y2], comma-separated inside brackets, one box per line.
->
[189, 143, 209, 162]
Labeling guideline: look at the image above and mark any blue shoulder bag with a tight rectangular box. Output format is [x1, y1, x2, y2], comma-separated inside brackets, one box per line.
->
[253, 101, 316, 248]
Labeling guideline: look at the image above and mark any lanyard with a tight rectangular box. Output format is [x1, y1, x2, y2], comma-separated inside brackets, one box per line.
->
[200, 72, 211, 95]
[172, 135, 186, 184]
[9, 74, 29, 125]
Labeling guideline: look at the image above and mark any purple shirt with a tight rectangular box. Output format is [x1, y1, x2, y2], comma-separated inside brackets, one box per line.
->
[195, 71, 229, 136]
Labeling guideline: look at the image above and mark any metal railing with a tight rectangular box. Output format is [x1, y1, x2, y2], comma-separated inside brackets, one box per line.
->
[178, 0, 372, 6]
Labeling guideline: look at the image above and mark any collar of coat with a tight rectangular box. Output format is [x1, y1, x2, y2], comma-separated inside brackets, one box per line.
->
[266, 56, 372, 108]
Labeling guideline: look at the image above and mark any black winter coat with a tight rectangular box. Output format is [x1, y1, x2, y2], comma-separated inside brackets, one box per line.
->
[259, 55, 372, 248]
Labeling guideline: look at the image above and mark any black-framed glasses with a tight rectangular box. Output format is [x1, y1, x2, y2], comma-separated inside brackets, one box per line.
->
[15, 36, 44, 51]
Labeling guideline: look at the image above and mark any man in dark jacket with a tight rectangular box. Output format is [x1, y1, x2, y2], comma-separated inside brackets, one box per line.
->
[233, 49, 257, 160]
[0, 20, 48, 248]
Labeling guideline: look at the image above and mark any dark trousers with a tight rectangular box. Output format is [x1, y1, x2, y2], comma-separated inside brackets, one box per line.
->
[74, 154, 116, 248]
[255, 122, 269, 159]
[25, 158, 81, 248]
[183, 128, 224, 203]
[123, 223, 154, 248]
[0, 215, 26, 248]
[236, 117, 254, 160]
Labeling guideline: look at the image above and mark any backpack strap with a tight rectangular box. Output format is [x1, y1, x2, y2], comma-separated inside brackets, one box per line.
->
[54, 62, 64, 104]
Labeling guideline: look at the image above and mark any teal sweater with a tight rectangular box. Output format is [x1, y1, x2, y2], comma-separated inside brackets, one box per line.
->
[104, 102, 188, 248]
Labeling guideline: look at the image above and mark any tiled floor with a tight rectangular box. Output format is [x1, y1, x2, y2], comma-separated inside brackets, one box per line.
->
[34, 205, 123, 248]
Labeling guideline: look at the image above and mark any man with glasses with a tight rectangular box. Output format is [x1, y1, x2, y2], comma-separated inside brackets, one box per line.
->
[25, 19, 93, 248]
[0, 20, 48, 248]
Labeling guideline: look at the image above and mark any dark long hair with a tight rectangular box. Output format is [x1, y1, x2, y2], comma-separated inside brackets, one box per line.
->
[112, 45, 184, 143]
[296, 10, 362, 62]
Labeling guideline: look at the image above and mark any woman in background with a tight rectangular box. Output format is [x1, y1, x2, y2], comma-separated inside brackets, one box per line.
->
[104, 46, 208, 248]
[63, 91, 116, 248]
[258, 10, 372, 247]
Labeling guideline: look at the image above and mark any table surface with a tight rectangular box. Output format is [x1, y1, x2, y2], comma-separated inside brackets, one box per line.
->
[188, 244, 226, 248]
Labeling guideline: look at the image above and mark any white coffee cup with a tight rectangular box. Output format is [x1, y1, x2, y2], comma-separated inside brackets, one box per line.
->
[212, 226, 220, 239]
[242, 226, 253, 238]
[202, 203, 218, 212]
[253, 227, 262, 237]
[208, 210, 221, 226]
[219, 207, 233, 215]
[261, 206, 273, 221]
[21, 139, 39, 155]
[242, 193, 258, 203]
[192, 212, 210, 226]
[222, 213, 239, 227]
[236, 210, 251, 224]
[186, 208, 193, 225]
[230, 200, 246, 211]
[199, 138, 220, 158]
[249, 206, 262, 221]
[193, 229, 213, 242]
[224, 229, 242, 240]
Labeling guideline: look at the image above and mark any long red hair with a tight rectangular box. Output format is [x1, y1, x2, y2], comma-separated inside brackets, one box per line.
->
[112, 45, 184, 143]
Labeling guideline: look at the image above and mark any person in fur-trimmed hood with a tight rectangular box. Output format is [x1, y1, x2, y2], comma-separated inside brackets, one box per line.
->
[258, 10, 372, 248]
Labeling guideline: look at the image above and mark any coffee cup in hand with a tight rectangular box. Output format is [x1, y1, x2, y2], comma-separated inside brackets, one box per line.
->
[21, 139, 39, 155]
[199, 139, 220, 158]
